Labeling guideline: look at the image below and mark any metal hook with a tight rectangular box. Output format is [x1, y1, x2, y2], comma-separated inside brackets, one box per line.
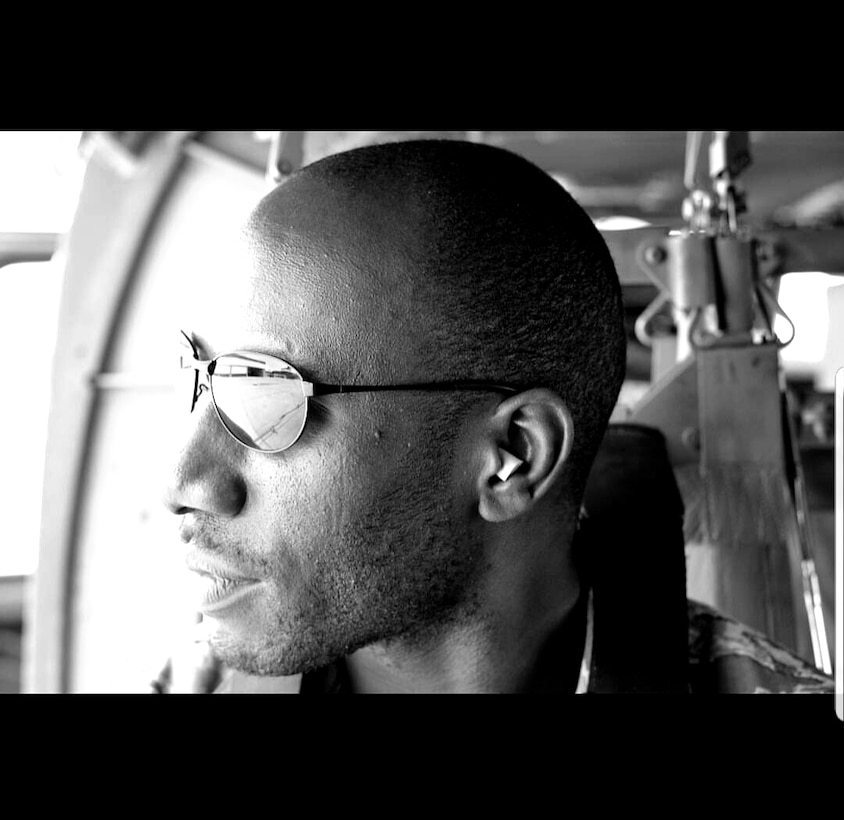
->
[634, 292, 672, 348]
[756, 281, 796, 349]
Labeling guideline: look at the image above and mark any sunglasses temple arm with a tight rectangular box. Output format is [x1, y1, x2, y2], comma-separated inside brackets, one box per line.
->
[307, 382, 518, 397]
[307, 383, 370, 397]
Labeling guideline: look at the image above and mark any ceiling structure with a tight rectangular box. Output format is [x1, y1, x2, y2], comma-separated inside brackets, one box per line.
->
[190, 131, 844, 227]
[296, 131, 844, 227]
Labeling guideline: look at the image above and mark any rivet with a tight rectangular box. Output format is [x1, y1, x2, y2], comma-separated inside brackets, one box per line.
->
[681, 427, 701, 453]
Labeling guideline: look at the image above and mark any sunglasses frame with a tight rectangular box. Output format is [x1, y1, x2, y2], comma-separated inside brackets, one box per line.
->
[180, 331, 520, 453]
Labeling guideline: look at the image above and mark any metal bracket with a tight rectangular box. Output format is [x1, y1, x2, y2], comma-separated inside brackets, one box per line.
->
[603, 227, 844, 291]
[635, 232, 760, 355]
[266, 131, 306, 185]
[683, 131, 752, 236]
[710, 131, 752, 181]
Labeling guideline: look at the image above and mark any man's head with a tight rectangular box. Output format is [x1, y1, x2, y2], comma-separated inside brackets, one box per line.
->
[164, 139, 626, 678]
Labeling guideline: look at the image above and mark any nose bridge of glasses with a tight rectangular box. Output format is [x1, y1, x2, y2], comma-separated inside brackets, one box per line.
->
[180, 349, 213, 373]
[181, 355, 213, 413]
[197, 361, 215, 407]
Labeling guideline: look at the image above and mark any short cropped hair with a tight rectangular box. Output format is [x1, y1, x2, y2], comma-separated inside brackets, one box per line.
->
[300, 140, 626, 502]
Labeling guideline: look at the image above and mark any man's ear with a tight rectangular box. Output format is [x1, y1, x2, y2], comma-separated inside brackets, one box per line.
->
[478, 389, 575, 524]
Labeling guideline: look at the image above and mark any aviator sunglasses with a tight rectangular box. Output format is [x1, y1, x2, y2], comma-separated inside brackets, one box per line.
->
[180, 331, 519, 453]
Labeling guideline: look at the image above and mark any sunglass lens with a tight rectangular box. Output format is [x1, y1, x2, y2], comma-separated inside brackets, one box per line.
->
[210, 353, 308, 452]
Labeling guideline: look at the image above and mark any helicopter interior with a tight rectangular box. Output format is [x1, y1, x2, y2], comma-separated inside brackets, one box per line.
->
[0, 130, 841, 695]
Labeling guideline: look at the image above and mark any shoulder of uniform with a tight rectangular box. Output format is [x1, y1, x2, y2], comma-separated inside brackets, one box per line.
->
[687, 600, 833, 694]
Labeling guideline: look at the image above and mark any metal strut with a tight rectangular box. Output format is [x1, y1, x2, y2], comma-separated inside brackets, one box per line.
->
[631, 131, 832, 671]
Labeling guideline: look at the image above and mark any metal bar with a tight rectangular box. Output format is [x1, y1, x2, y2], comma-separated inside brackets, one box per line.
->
[758, 227, 844, 277]
[803, 560, 833, 673]
[91, 373, 175, 391]
[684, 131, 706, 191]
[784, 389, 834, 673]
[601, 227, 844, 289]
[268, 131, 306, 184]
[0, 233, 59, 270]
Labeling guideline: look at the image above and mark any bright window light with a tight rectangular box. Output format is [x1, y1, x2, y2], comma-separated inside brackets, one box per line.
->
[595, 216, 652, 231]
[776, 272, 841, 380]
[0, 262, 63, 576]
[0, 130, 84, 232]
[0, 131, 82, 576]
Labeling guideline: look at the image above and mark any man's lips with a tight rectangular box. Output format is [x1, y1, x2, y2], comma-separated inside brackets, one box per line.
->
[185, 552, 263, 614]
[185, 553, 260, 583]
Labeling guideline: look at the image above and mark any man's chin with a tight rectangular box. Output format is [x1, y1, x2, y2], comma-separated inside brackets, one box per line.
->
[209, 633, 348, 679]
[203, 605, 426, 679]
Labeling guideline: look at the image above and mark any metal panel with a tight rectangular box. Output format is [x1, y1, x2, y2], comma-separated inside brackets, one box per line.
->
[25, 133, 195, 693]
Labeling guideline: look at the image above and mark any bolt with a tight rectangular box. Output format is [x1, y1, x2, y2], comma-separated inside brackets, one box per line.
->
[645, 246, 667, 266]
[681, 427, 701, 453]
[756, 242, 778, 265]
[276, 159, 294, 177]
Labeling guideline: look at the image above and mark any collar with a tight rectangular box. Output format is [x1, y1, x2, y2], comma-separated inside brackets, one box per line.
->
[575, 588, 594, 695]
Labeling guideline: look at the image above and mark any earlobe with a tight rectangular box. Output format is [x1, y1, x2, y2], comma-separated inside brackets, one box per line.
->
[479, 472, 532, 524]
[479, 449, 528, 523]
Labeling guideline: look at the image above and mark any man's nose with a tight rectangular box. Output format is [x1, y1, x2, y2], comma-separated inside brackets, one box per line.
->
[162, 401, 247, 518]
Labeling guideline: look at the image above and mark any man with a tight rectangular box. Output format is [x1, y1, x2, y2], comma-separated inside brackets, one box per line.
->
[160, 139, 834, 695]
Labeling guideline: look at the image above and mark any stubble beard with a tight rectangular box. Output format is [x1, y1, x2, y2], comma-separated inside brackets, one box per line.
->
[209, 468, 486, 680]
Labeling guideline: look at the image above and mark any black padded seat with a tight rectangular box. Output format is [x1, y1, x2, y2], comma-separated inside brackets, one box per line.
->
[580, 424, 689, 693]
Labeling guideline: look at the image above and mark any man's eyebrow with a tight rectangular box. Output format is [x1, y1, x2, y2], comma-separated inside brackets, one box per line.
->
[186, 331, 322, 377]
[185, 332, 264, 360]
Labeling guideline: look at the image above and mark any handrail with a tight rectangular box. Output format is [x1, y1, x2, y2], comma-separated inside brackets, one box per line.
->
[0, 233, 60, 270]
